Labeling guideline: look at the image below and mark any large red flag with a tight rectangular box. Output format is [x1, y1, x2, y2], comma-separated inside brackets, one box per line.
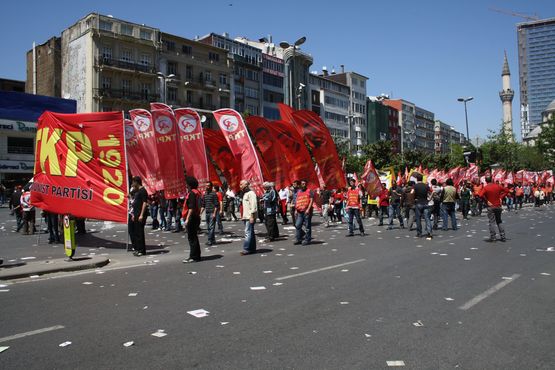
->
[361, 160, 383, 197]
[291, 110, 346, 189]
[124, 119, 151, 193]
[203, 128, 242, 192]
[150, 104, 186, 198]
[246, 116, 292, 189]
[174, 108, 211, 191]
[213, 109, 265, 195]
[31, 111, 128, 223]
[129, 109, 161, 192]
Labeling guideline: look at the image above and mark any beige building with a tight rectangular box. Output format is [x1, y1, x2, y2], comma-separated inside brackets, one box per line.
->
[159, 32, 233, 114]
[26, 37, 61, 97]
[61, 13, 160, 113]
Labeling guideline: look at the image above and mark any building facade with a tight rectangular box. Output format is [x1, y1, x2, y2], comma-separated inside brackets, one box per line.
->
[199, 33, 263, 116]
[26, 37, 61, 97]
[414, 106, 435, 153]
[366, 98, 390, 144]
[383, 99, 416, 153]
[434, 119, 466, 154]
[517, 17, 555, 138]
[60, 13, 160, 113]
[1, 78, 25, 93]
[387, 105, 400, 153]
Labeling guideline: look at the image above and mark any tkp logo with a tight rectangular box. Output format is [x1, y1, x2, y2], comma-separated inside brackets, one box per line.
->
[155, 116, 173, 135]
[124, 124, 135, 140]
[133, 116, 151, 133]
[219, 115, 239, 132]
[178, 115, 197, 134]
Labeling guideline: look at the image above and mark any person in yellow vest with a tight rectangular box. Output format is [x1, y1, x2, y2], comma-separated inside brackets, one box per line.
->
[294, 180, 314, 246]
[346, 178, 365, 236]
[367, 194, 379, 218]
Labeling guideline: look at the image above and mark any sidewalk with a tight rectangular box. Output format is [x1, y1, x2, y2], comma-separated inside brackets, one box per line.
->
[0, 256, 110, 280]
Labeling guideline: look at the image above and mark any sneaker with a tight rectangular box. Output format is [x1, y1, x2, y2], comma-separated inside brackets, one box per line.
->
[426, 234, 433, 240]
[360, 232, 366, 236]
[182, 258, 199, 263]
[293, 240, 302, 245]
[302, 240, 309, 246]
[346, 233, 354, 237]
[205, 242, 213, 246]
[240, 251, 251, 256]
[133, 252, 144, 257]
[500, 237, 506, 242]
[485, 237, 496, 243]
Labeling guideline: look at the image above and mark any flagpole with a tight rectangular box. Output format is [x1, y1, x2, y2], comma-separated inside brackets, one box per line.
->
[122, 112, 131, 252]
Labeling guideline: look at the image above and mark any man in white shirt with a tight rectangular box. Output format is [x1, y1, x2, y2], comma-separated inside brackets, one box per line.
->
[278, 187, 290, 224]
[240, 180, 258, 255]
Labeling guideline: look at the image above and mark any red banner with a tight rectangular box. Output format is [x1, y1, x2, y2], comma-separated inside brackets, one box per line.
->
[129, 109, 161, 192]
[213, 109, 265, 195]
[31, 111, 128, 223]
[203, 128, 242, 192]
[291, 110, 347, 189]
[361, 160, 383, 198]
[246, 116, 292, 189]
[150, 105, 186, 198]
[174, 108, 211, 191]
[124, 119, 150, 192]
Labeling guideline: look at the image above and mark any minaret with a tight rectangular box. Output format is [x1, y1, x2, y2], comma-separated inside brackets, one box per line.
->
[499, 51, 514, 140]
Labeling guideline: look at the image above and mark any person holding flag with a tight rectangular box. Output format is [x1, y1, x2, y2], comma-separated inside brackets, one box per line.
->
[346, 178, 365, 237]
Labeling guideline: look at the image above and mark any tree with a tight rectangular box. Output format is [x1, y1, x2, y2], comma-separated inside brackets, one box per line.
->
[536, 117, 555, 169]
[361, 141, 394, 169]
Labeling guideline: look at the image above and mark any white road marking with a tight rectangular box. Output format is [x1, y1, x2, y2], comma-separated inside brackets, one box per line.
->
[458, 274, 521, 310]
[0, 325, 65, 343]
[275, 259, 366, 281]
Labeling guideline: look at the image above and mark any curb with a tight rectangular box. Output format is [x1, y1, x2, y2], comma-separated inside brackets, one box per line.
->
[0, 256, 110, 280]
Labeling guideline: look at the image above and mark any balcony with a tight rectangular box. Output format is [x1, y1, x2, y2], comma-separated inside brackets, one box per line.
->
[96, 57, 156, 74]
[94, 88, 160, 102]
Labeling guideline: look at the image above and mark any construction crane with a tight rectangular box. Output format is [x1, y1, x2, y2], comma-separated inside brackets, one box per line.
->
[489, 7, 540, 21]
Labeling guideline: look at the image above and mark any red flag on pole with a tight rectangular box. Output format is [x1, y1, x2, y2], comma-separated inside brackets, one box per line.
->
[150, 104, 186, 198]
[291, 109, 346, 189]
[174, 108, 211, 191]
[129, 109, 161, 192]
[124, 119, 151, 193]
[31, 111, 128, 223]
[203, 128, 242, 192]
[213, 109, 265, 195]
[361, 160, 383, 198]
[246, 116, 292, 189]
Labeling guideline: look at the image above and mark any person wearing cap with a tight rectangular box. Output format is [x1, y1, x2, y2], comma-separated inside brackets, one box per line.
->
[346, 178, 365, 236]
[262, 182, 279, 241]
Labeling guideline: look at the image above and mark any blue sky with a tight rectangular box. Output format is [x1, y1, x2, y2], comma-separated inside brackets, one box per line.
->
[2, 0, 555, 141]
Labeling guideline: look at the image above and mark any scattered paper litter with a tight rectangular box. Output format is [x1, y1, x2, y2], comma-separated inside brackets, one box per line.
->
[440, 253, 448, 256]
[540, 272, 551, 276]
[444, 297, 454, 301]
[20, 257, 36, 260]
[386, 360, 406, 367]
[188, 271, 197, 275]
[151, 331, 167, 338]
[30, 275, 39, 278]
[95, 271, 105, 274]
[143, 306, 148, 310]
[364, 334, 372, 338]
[0, 289, 10, 293]
[0, 346, 9, 353]
[220, 322, 229, 325]
[0, 284, 7, 288]
[82, 282, 93, 285]
[413, 321, 424, 327]
[59, 341, 72, 347]
[416, 245, 423, 248]
[546, 247, 554, 252]
[290, 267, 299, 270]
[470, 247, 478, 250]
[341, 269, 349, 272]
[502, 276, 513, 280]
[430, 252, 438, 255]
[250, 286, 266, 291]
[272, 282, 283, 286]
[123, 341, 134, 347]
[340, 301, 349, 305]
[287, 254, 295, 256]
[520, 254, 527, 257]
[128, 293, 138, 297]
[263, 271, 273, 274]
[464, 258, 471, 261]
[232, 272, 241, 275]
[187, 309, 210, 318]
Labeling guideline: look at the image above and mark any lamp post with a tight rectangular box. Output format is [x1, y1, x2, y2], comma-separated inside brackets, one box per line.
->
[157, 72, 175, 104]
[457, 96, 473, 142]
[280, 36, 306, 109]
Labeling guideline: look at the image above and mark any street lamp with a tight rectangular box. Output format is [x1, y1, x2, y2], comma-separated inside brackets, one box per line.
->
[157, 72, 176, 104]
[457, 96, 473, 141]
[280, 36, 306, 109]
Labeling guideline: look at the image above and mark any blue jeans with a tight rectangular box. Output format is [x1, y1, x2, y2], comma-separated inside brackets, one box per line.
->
[216, 212, 223, 233]
[415, 203, 432, 236]
[205, 212, 216, 244]
[441, 202, 457, 230]
[243, 220, 256, 252]
[159, 208, 167, 230]
[347, 208, 364, 234]
[388, 203, 404, 227]
[506, 197, 514, 211]
[149, 205, 158, 228]
[295, 211, 312, 243]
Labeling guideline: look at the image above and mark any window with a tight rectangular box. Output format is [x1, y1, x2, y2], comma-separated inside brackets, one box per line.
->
[209, 52, 219, 62]
[140, 83, 151, 100]
[99, 20, 112, 32]
[245, 87, 259, 99]
[7, 137, 34, 154]
[186, 65, 193, 79]
[102, 76, 112, 89]
[263, 89, 283, 103]
[140, 29, 152, 40]
[167, 61, 177, 76]
[101, 46, 112, 60]
[219, 73, 228, 86]
[220, 97, 230, 109]
[120, 49, 133, 62]
[263, 74, 283, 88]
[121, 24, 133, 36]
[122, 79, 131, 93]
[186, 90, 193, 104]
[205, 94, 213, 106]
[167, 87, 178, 102]
[164, 40, 176, 51]
[205, 71, 212, 82]
[139, 53, 151, 66]
[246, 104, 258, 115]
[182, 45, 192, 54]
[245, 69, 259, 81]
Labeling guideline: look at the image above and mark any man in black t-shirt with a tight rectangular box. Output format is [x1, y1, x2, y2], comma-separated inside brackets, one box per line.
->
[412, 174, 433, 239]
[183, 176, 202, 263]
[130, 176, 148, 256]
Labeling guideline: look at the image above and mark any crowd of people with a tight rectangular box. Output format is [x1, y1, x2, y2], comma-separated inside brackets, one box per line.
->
[125, 173, 554, 262]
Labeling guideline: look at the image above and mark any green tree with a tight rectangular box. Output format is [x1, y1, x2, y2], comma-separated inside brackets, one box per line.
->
[536, 117, 555, 169]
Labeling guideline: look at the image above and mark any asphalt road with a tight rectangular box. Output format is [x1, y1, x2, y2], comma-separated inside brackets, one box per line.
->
[1, 204, 554, 369]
